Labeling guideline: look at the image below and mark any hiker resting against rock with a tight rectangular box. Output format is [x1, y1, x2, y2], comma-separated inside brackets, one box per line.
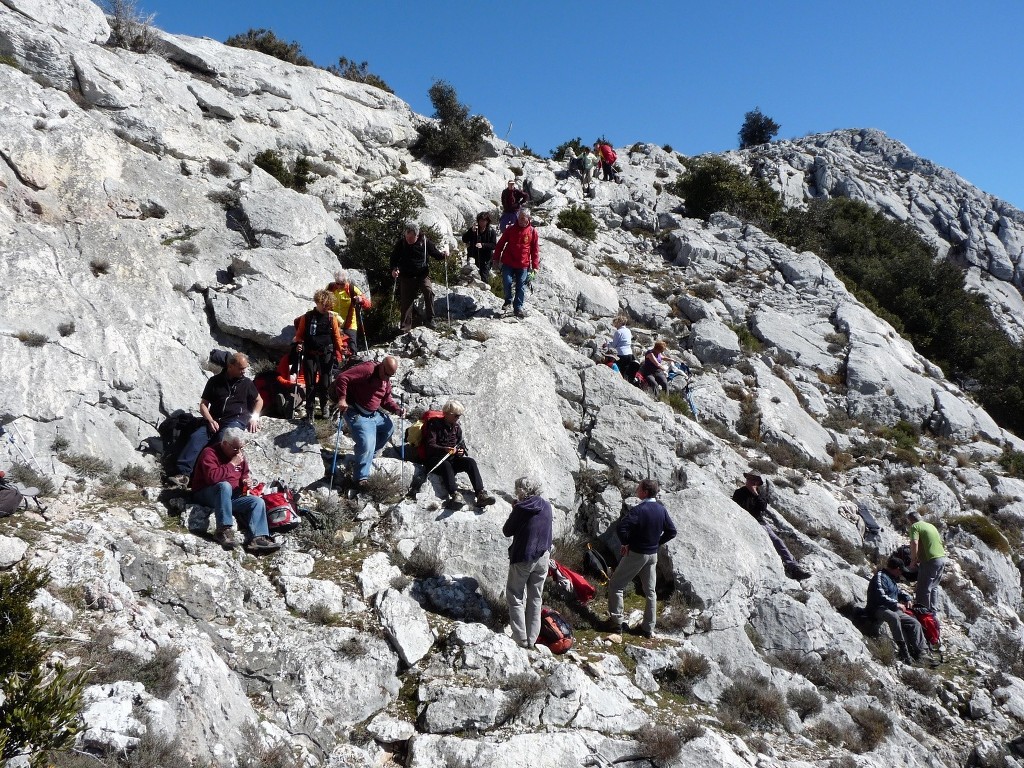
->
[866, 556, 926, 664]
[422, 399, 496, 510]
[731, 472, 811, 581]
[172, 352, 262, 486]
[334, 356, 405, 491]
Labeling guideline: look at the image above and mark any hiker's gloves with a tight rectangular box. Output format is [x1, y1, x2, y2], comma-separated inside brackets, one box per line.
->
[526, 270, 536, 285]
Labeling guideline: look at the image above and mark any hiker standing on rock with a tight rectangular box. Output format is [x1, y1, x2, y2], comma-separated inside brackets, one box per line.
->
[499, 179, 528, 232]
[866, 556, 926, 664]
[492, 209, 539, 319]
[423, 400, 496, 510]
[732, 473, 811, 581]
[606, 478, 676, 638]
[326, 269, 371, 352]
[390, 222, 446, 332]
[908, 510, 946, 611]
[172, 352, 262, 485]
[503, 474, 553, 649]
[334, 356, 405, 491]
[579, 147, 596, 193]
[609, 315, 636, 381]
[189, 427, 280, 553]
[294, 289, 346, 423]
[595, 140, 618, 182]
[461, 212, 497, 283]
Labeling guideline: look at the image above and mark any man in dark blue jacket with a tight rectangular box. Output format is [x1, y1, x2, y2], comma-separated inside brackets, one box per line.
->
[867, 557, 926, 664]
[606, 478, 677, 638]
[503, 475, 553, 648]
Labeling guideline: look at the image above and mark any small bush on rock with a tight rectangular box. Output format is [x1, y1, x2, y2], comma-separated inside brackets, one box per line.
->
[670, 155, 782, 229]
[411, 80, 492, 170]
[656, 649, 710, 697]
[16, 331, 47, 347]
[105, 0, 156, 53]
[225, 28, 313, 66]
[948, 514, 1010, 554]
[787, 687, 823, 720]
[719, 672, 787, 731]
[557, 206, 597, 240]
[60, 452, 113, 479]
[635, 725, 682, 763]
[326, 57, 392, 92]
[550, 137, 585, 159]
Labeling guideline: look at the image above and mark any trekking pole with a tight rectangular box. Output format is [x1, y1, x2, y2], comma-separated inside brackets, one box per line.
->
[10, 422, 44, 475]
[426, 438, 465, 475]
[356, 304, 370, 354]
[444, 253, 451, 324]
[1, 426, 34, 470]
[328, 412, 344, 493]
[399, 394, 406, 487]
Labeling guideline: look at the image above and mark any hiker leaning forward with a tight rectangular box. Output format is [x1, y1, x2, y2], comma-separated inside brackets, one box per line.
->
[390, 222, 446, 332]
[334, 356, 405, 491]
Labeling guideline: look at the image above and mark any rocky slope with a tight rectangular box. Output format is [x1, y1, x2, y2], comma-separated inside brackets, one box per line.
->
[2, 2, 1024, 767]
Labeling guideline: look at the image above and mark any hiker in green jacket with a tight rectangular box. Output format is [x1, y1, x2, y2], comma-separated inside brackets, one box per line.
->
[908, 510, 946, 611]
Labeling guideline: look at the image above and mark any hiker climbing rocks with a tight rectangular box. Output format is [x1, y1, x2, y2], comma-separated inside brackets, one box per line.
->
[294, 289, 346, 423]
[563, 145, 581, 181]
[595, 140, 618, 182]
[189, 427, 280, 553]
[172, 352, 262, 484]
[866, 556, 926, 664]
[908, 510, 946, 611]
[499, 179, 528, 232]
[639, 340, 674, 396]
[423, 400, 496, 510]
[579, 147, 596, 193]
[390, 222, 446, 332]
[326, 269, 371, 352]
[503, 474, 553, 649]
[461, 212, 497, 283]
[606, 478, 676, 638]
[334, 356, 405, 491]
[610, 315, 636, 381]
[731, 473, 811, 580]
[492, 209, 540, 319]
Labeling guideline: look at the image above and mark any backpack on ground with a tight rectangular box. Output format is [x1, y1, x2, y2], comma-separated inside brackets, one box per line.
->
[250, 481, 302, 532]
[583, 543, 612, 583]
[157, 411, 205, 467]
[548, 559, 596, 603]
[907, 604, 942, 649]
[536, 607, 574, 654]
[405, 410, 445, 461]
[0, 475, 23, 517]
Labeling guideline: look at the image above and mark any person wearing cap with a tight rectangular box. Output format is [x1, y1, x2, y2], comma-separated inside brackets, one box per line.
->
[389, 221, 447, 332]
[866, 556, 926, 664]
[731, 472, 810, 581]
[492, 209, 540, 319]
[907, 510, 946, 611]
[601, 348, 621, 374]
[499, 180, 528, 232]
[461, 212, 498, 283]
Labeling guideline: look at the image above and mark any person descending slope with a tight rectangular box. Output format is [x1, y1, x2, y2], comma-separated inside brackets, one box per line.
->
[462, 212, 498, 283]
[492, 209, 540, 319]
[390, 222, 447, 332]
[732, 473, 811, 581]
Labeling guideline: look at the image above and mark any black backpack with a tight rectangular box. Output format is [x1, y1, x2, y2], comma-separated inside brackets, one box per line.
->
[157, 411, 205, 466]
[0, 477, 23, 517]
[303, 311, 335, 356]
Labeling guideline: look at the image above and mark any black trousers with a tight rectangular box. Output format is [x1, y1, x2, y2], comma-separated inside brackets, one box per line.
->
[431, 454, 484, 495]
[302, 352, 332, 414]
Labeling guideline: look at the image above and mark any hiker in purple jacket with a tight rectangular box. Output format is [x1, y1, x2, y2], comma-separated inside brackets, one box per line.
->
[606, 478, 676, 638]
[503, 474, 553, 648]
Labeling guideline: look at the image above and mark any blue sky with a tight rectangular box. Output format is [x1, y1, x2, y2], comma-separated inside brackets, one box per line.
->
[137, 0, 1024, 209]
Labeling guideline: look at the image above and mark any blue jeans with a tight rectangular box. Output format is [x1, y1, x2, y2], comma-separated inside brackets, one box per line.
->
[193, 481, 269, 538]
[501, 265, 528, 312]
[175, 418, 246, 475]
[343, 409, 394, 482]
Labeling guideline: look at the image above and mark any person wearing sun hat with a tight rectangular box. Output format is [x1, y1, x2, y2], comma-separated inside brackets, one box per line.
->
[732, 472, 810, 580]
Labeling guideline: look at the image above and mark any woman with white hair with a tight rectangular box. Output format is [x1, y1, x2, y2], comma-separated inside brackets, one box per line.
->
[326, 269, 371, 352]
[502, 474, 553, 648]
[422, 400, 496, 509]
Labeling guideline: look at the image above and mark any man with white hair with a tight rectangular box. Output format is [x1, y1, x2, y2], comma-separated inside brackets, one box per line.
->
[189, 427, 280, 552]
[326, 269, 371, 351]
[422, 399, 496, 509]
[503, 475, 553, 648]
[389, 221, 447, 332]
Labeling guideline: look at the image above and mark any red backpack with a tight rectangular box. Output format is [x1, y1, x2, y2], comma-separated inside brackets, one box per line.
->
[536, 607, 574, 654]
[406, 410, 446, 461]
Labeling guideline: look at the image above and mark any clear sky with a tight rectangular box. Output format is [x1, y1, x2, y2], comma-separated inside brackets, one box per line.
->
[136, 0, 1024, 210]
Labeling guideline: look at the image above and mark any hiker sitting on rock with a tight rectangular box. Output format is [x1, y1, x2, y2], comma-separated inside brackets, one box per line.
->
[461, 212, 497, 283]
[866, 556, 926, 664]
[731, 473, 811, 581]
[172, 352, 262, 486]
[334, 355, 405, 492]
[639, 340, 675, 396]
[189, 427, 280, 553]
[326, 269, 371, 352]
[423, 400, 496, 510]
[492, 209, 540, 319]
[294, 289, 346, 423]
[503, 474, 553, 649]
[390, 222, 447, 332]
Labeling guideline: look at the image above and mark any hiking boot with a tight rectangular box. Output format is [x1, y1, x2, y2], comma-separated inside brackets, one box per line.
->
[501, 302, 511, 315]
[475, 490, 496, 507]
[785, 563, 811, 581]
[168, 474, 190, 489]
[425, 318, 436, 329]
[247, 535, 281, 553]
[444, 494, 464, 510]
[214, 526, 238, 549]
[514, 308, 527, 319]
[896, 642, 915, 665]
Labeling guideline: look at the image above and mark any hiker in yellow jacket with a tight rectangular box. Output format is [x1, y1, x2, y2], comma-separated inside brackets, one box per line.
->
[327, 270, 371, 351]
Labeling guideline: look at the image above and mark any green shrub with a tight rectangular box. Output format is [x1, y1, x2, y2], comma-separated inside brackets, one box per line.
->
[787, 687, 823, 720]
[254, 149, 295, 188]
[225, 28, 313, 66]
[105, 0, 155, 53]
[556, 206, 597, 240]
[411, 80, 492, 170]
[738, 107, 780, 148]
[948, 514, 1010, 554]
[550, 137, 585, 159]
[670, 155, 783, 229]
[655, 650, 710, 697]
[327, 57, 392, 92]
[7, 463, 55, 497]
[999, 449, 1024, 478]
[719, 672, 787, 731]
[60, 452, 113, 479]
[1, 566, 85, 766]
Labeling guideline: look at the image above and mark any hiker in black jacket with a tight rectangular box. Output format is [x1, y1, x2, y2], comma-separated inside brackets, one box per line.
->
[423, 400, 496, 510]
[390, 221, 446, 332]
[732, 473, 810, 581]
[606, 478, 676, 638]
[867, 557, 927, 664]
[462, 212, 497, 282]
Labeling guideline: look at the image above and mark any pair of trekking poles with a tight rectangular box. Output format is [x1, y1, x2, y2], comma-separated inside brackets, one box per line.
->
[390, 259, 454, 329]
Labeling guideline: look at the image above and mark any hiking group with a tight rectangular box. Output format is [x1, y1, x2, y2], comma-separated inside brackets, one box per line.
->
[156, 166, 950, 661]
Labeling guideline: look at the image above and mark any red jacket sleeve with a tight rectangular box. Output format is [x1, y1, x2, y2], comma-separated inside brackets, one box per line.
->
[530, 230, 540, 270]
[493, 230, 509, 263]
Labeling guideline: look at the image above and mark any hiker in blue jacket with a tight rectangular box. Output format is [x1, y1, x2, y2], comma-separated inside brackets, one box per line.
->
[606, 478, 676, 638]
[867, 556, 926, 664]
[503, 475, 553, 648]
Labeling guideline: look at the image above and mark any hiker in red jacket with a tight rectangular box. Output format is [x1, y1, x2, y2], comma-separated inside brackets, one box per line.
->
[595, 141, 618, 182]
[492, 209, 540, 319]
